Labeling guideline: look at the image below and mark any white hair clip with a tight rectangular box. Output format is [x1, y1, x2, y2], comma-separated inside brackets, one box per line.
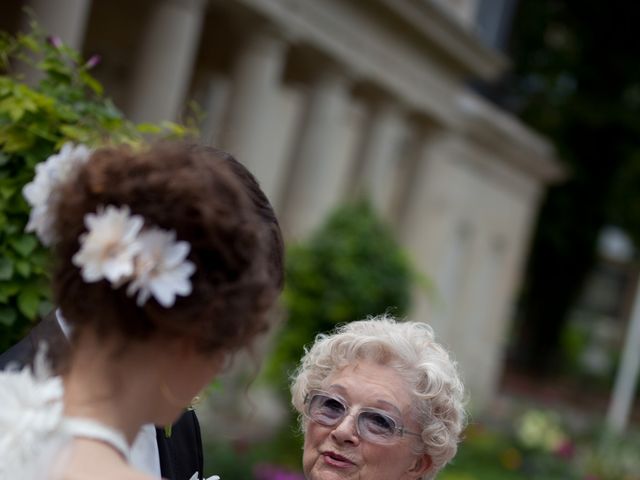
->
[72, 205, 196, 308]
[23, 143, 92, 246]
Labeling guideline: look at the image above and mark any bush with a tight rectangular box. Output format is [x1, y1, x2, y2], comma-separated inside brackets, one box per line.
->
[0, 25, 188, 351]
[264, 201, 414, 390]
[441, 410, 640, 480]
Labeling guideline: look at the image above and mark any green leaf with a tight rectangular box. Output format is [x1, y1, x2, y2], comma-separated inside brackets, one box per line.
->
[15, 260, 31, 277]
[0, 288, 9, 303]
[9, 235, 39, 257]
[17, 288, 40, 319]
[136, 123, 163, 134]
[17, 33, 39, 53]
[0, 306, 17, 326]
[79, 70, 103, 95]
[0, 183, 15, 199]
[0, 281, 20, 300]
[59, 124, 89, 141]
[160, 121, 187, 137]
[0, 257, 13, 280]
[37, 58, 72, 78]
[0, 97, 26, 122]
[0, 129, 35, 152]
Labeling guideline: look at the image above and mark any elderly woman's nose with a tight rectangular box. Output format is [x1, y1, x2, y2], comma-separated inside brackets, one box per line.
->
[330, 413, 360, 444]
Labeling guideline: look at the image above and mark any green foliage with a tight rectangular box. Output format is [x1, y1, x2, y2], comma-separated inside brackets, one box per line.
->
[505, 0, 640, 373]
[264, 201, 413, 390]
[204, 426, 304, 479]
[0, 25, 190, 352]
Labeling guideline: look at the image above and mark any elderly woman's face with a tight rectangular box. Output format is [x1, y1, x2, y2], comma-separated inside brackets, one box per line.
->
[302, 361, 431, 480]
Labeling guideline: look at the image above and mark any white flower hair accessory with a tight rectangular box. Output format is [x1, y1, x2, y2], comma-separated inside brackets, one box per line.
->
[23, 143, 93, 246]
[126, 228, 196, 308]
[72, 205, 144, 285]
[72, 204, 196, 308]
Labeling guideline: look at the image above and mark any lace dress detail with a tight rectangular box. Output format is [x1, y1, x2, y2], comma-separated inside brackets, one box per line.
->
[0, 347, 65, 479]
[0, 347, 131, 479]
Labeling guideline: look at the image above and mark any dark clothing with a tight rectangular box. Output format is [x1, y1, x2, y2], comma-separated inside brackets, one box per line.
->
[0, 314, 66, 370]
[0, 313, 204, 480]
[157, 410, 204, 480]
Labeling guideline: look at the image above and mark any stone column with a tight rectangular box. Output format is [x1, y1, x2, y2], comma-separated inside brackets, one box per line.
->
[24, 0, 93, 51]
[356, 99, 407, 217]
[607, 278, 640, 433]
[220, 30, 288, 200]
[127, 0, 206, 123]
[194, 72, 230, 146]
[399, 131, 453, 337]
[282, 67, 352, 238]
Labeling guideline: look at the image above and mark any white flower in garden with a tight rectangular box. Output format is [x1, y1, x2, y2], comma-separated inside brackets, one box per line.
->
[72, 205, 144, 284]
[126, 228, 195, 307]
[23, 142, 92, 246]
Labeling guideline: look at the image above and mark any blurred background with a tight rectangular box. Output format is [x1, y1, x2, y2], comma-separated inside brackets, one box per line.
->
[1, 0, 639, 478]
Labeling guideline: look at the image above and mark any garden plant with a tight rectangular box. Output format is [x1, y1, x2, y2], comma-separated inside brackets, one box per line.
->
[0, 24, 189, 351]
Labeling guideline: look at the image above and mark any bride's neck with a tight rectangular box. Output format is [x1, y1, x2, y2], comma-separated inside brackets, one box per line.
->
[63, 330, 161, 444]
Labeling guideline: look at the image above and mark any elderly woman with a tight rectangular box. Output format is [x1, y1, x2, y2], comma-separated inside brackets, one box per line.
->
[290, 316, 466, 480]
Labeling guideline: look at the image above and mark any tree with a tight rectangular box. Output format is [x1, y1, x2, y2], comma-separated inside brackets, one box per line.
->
[502, 0, 640, 373]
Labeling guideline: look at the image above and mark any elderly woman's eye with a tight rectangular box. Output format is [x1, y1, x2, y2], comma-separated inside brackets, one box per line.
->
[309, 395, 346, 423]
[321, 397, 345, 414]
[363, 412, 395, 435]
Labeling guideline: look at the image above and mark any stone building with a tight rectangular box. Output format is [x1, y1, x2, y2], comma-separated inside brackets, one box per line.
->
[1, 0, 563, 410]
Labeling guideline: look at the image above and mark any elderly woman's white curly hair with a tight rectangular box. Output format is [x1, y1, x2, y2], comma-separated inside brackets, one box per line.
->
[290, 315, 466, 480]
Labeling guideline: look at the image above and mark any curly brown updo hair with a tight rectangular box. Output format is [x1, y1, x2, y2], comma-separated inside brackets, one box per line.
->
[51, 142, 283, 353]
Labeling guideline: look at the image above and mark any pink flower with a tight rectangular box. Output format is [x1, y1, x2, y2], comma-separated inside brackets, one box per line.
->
[85, 54, 101, 69]
[47, 36, 63, 49]
[554, 439, 575, 459]
[253, 464, 304, 480]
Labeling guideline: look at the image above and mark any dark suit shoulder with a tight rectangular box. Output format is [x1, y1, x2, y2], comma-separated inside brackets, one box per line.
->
[156, 409, 204, 480]
[0, 312, 66, 370]
[0, 332, 34, 370]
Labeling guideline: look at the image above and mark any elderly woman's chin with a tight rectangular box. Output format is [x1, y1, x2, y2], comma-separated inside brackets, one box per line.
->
[301, 361, 431, 480]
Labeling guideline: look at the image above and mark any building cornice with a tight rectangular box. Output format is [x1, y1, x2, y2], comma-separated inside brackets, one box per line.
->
[456, 93, 566, 184]
[232, 0, 460, 125]
[373, 0, 509, 81]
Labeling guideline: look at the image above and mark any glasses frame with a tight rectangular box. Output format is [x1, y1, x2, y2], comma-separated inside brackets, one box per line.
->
[303, 389, 422, 444]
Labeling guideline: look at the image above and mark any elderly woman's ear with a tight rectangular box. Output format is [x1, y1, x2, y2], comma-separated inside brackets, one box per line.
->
[408, 454, 432, 479]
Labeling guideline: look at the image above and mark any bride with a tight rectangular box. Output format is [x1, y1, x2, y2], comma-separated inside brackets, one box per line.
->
[0, 142, 284, 479]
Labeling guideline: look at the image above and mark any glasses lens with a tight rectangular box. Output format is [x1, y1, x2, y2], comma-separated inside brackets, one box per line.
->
[308, 394, 346, 426]
[358, 411, 398, 443]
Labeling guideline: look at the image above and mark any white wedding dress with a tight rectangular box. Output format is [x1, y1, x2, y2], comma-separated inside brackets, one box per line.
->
[0, 347, 219, 480]
[0, 348, 131, 480]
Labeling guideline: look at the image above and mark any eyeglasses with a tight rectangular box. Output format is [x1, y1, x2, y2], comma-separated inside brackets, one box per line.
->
[303, 390, 421, 445]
